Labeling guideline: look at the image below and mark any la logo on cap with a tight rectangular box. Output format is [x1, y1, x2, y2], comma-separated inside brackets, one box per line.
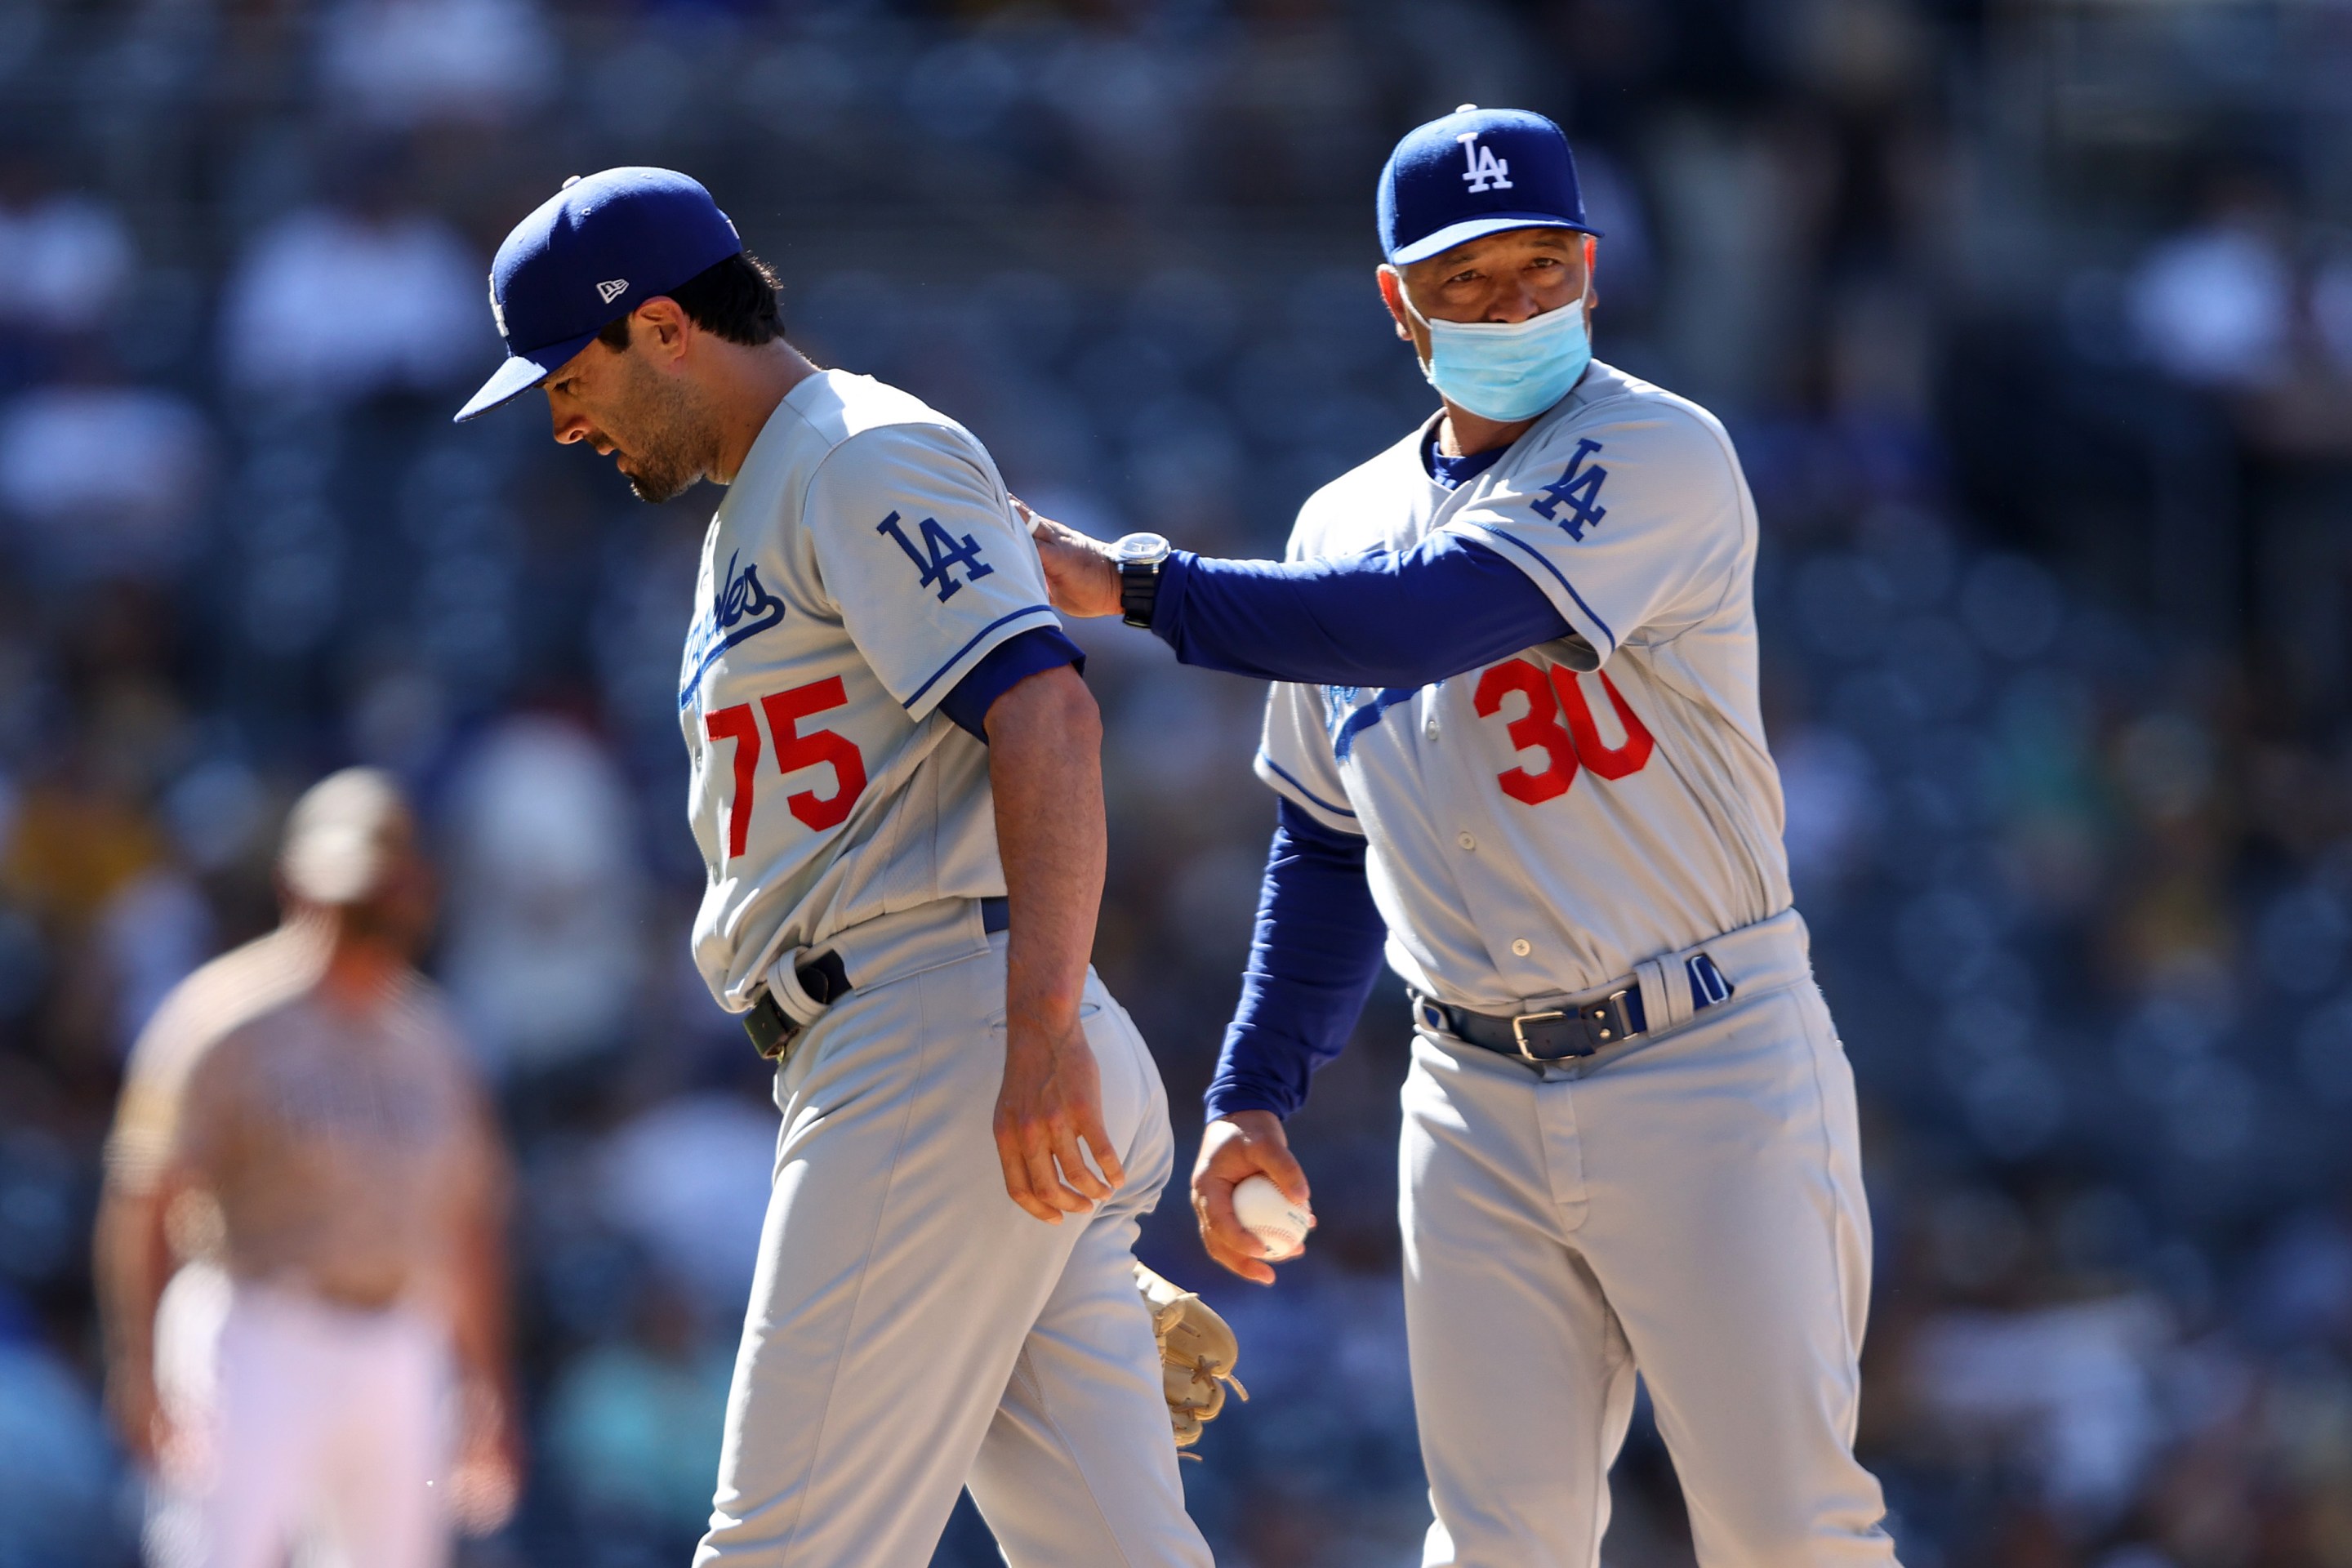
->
[597, 278, 630, 305]
[1458, 132, 1512, 192]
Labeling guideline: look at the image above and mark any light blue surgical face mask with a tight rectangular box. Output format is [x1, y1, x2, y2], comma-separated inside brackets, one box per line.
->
[1405, 290, 1592, 422]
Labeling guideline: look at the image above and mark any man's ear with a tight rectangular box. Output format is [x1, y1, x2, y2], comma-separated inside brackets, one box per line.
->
[633, 296, 693, 365]
[1375, 265, 1413, 342]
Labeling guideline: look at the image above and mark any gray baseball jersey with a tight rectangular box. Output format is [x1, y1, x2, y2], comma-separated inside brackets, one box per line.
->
[1256, 359, 1792, 1011]
[678, 369, 1061, 1013]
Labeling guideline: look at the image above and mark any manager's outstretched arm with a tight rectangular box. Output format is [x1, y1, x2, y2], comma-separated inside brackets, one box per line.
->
[985, 662, 1127, 1224]
[1024, 502, 1571, 688]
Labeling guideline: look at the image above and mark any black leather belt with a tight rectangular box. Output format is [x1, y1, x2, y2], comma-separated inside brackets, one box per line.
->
[743, 897, 1009, 1060]
[1412, 985, 1649, 1064]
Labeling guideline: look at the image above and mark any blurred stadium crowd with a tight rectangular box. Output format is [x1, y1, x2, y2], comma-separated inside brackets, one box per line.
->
[2, 0, 2352, 1564]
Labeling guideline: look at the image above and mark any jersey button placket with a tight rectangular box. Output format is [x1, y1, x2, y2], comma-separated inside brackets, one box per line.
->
[1457, 831, 1477, 851]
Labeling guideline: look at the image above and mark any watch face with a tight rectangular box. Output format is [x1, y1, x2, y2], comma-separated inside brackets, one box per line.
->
[1115, 532, 1172, 565]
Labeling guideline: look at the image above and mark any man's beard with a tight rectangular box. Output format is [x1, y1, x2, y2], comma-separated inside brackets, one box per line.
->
[615, 359, 710, 504]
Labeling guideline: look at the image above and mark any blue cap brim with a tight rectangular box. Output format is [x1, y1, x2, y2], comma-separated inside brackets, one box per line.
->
[1389, 214, 1601, 266]
[452, 327, 602, 423]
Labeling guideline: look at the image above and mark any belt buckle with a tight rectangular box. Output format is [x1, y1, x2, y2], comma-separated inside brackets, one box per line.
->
[743, 994, 800, 1062]
[1510, 1009, 1570, 1062]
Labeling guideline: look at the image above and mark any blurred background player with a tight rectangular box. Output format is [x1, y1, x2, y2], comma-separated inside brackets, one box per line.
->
[94, 768, 518, 1568]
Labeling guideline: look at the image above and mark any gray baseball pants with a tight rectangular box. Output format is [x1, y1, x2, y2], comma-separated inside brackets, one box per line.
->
[1400, 911, 1903, 1567]
[693, 933, 1212, 1568]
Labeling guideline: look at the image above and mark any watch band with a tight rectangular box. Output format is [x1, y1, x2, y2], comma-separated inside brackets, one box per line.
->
[1119, 559, 1160, 629]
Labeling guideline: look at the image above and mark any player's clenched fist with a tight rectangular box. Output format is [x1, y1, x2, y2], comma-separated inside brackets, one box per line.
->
[994, 1013, 1126, 1224]
[1191, 1111, 1314, 1285]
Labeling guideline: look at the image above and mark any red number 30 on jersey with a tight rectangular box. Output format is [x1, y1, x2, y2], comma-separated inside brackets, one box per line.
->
[1472, 658, 1655, 805]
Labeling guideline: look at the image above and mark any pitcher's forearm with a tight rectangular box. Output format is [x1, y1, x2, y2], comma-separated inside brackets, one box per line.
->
[983, 662, 1120, 1221]
[985, 664, 1106, 1024]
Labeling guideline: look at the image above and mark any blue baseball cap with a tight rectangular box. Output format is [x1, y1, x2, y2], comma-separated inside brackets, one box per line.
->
[1377, 106, 1600, 266]
[454, 167, 744, 422]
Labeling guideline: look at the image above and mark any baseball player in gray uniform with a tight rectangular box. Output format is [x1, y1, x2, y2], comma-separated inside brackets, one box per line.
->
[1027, 109, 1904, 1566]
[457, 170, 1212, 1567]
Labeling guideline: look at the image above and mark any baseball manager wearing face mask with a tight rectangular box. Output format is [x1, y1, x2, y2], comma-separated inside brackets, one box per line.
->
[1027, 106, 1904, 1567]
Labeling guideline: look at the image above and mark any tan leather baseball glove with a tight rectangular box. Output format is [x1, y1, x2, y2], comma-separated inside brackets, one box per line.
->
[1134, 1262, 1247, 1451]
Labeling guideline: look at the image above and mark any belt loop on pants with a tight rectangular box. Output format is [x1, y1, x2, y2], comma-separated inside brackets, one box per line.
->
[1634, 953, 1688, 1034]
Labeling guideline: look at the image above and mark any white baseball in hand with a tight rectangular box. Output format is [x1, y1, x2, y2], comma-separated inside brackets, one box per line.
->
[1232, 1174, 1312, 1258]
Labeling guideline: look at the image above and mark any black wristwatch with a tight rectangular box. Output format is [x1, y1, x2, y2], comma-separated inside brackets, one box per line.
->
[1114, 532, 1173, 628]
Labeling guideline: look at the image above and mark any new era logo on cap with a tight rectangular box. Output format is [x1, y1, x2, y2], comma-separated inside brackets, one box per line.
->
[455, 167, 744, 422]
[1378, 105, 1601, 266]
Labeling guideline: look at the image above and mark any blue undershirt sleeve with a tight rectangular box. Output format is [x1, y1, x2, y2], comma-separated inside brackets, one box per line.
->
[938, 626, 1087, 741]
[1205, 800, 1390, 1122]
[1150, 532, 1573, 688]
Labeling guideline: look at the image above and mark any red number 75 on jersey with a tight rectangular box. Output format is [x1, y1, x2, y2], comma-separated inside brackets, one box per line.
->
[702, 676, 871, 860]
[1472, 658, 1655, 804]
